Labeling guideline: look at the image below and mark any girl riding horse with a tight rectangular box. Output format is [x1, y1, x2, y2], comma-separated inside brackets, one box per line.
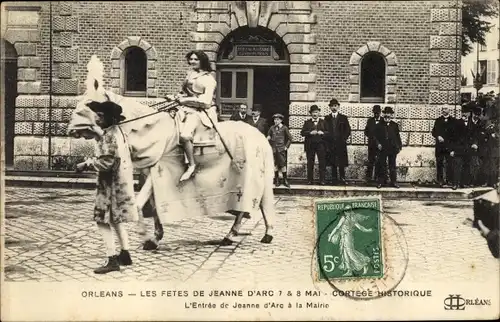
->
[167, 50, 218, 182]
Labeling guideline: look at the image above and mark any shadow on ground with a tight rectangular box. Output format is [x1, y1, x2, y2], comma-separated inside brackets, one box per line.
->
[422, 202, 471, 208]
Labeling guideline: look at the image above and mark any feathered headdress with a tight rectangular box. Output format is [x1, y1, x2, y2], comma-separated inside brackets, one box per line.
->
[85, 55, 107, 103]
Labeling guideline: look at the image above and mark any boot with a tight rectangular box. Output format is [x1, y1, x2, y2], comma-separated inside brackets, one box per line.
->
[117, 250, 132, 266]
[282, 172, 290, 188]
[94, 255, 120, 274]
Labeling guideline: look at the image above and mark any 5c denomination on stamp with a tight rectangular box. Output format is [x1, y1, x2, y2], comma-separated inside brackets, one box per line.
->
[316, 197, 384, 280]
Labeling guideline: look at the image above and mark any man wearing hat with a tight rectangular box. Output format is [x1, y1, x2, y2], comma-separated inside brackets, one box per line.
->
[449, 103, 473, 189]
[431, 106, 455, 187]
[364, 105, 383, 183]
[482, 104, 500, 187]
[248, 104, 268, 135]
[267, 113, 293, 187]
[469, 105, 487, 186]
[323, 98, 351, 185]
[301, 104, 328, 185]
[74, 101, 138, 274]
[373, 106, 402, 188]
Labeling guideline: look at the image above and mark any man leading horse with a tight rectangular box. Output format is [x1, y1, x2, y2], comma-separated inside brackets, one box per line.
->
[68, 53, 276, 251]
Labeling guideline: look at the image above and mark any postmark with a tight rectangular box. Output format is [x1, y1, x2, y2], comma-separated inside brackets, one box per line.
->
[312, 196, 409, 300]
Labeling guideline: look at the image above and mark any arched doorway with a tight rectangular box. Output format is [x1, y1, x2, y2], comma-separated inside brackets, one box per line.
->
[216, 26, 290, 125]
[2, 40, 17, 168]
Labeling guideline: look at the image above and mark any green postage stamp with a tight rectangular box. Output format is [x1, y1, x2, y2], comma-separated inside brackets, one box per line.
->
[315, 196, 384, 280]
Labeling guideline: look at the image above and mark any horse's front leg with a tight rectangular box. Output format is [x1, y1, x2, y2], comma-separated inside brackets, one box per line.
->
[220, 211, 246, 246]
[142, 213, 163, 250]
[137, 171, 163, 251]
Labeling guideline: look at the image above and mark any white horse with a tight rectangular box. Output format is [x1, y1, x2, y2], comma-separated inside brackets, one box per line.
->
[68, 56, 275, 250]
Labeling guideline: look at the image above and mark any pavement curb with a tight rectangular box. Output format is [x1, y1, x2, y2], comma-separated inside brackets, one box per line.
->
[4, 175, 493, 200]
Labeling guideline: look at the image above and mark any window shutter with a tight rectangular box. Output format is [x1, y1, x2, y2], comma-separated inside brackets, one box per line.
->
[486, 60, 497, 84]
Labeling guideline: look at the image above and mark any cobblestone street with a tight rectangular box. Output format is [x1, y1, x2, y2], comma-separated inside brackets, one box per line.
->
[3, 187, 498, 285]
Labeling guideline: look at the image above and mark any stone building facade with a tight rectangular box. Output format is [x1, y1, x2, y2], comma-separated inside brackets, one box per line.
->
[1, 1, 462, 182]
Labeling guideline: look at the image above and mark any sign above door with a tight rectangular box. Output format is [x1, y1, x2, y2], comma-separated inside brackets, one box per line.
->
[217, 26, 289, 66]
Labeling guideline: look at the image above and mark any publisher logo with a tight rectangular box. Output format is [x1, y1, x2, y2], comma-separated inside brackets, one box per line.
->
[444, 294, 465, 310]
[444, 294, 491, 311]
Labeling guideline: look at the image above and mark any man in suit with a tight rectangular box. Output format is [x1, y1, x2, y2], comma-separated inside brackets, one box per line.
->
[324, 98, 351, 185]
[374, 106, 402, 188]
[482, 106, 499, 187]
[300, 104, 328, 185]
[248, 104, 268, 135]
[449, 104, 471, 190]
[431, 106, 455, 187]
[230, 103, 251, 122]
[469, 105, 487, 187]
[364, 105, 382, 183]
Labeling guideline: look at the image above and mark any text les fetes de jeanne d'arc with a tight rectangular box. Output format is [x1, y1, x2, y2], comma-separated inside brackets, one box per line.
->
[81, 289, 433, 309]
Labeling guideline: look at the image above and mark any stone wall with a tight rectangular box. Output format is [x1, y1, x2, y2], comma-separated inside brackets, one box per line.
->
[4, 1, 463, 182]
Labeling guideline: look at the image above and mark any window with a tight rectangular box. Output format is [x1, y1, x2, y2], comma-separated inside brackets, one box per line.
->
[480, 43, 487, 51]
[217, 68, 253, 116]
[360, 52, 386, 103]
[473, 60, 488, 84]
[122, 46, 147, 95]
[486, 60, 497, 85]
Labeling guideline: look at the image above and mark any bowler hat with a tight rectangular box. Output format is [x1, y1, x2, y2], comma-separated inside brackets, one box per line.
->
[273, 113, 284, 120]
[383, 106, 394, 114]
[461, 103, 471, 113]
[86, 101, 126, 122]
[253, 104, 263, 112]
[329, 98, 339, 107]
[309, 104, 320, 113]
[372, 105, 381, 113]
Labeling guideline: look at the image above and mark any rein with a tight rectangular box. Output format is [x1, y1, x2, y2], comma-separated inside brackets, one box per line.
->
[117, 100, 180, 125]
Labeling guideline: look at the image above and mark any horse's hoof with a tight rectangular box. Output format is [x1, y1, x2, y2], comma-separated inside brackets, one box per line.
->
[243, 213, 251, 219]
[143, 239, 159, 251]
[220, 237, 233, 246]
[260, 234, 273, 244]
[155, 230, 164, 241]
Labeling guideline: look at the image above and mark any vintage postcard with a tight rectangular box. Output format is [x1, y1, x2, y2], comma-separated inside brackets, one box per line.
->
[1, 0, 499, 321]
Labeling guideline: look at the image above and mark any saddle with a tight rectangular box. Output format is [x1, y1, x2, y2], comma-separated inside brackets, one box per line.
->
[175, 114, 218, 160]
[192, 125, 217, 148]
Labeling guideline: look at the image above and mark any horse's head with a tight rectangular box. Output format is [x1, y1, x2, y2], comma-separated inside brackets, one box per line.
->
[67, 54, 176, 168]
[68, 55, 123, 139]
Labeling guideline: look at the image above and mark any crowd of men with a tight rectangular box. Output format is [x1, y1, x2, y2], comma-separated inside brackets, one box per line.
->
[227, 96, 500, 189]
[432, 97, 499, 189]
